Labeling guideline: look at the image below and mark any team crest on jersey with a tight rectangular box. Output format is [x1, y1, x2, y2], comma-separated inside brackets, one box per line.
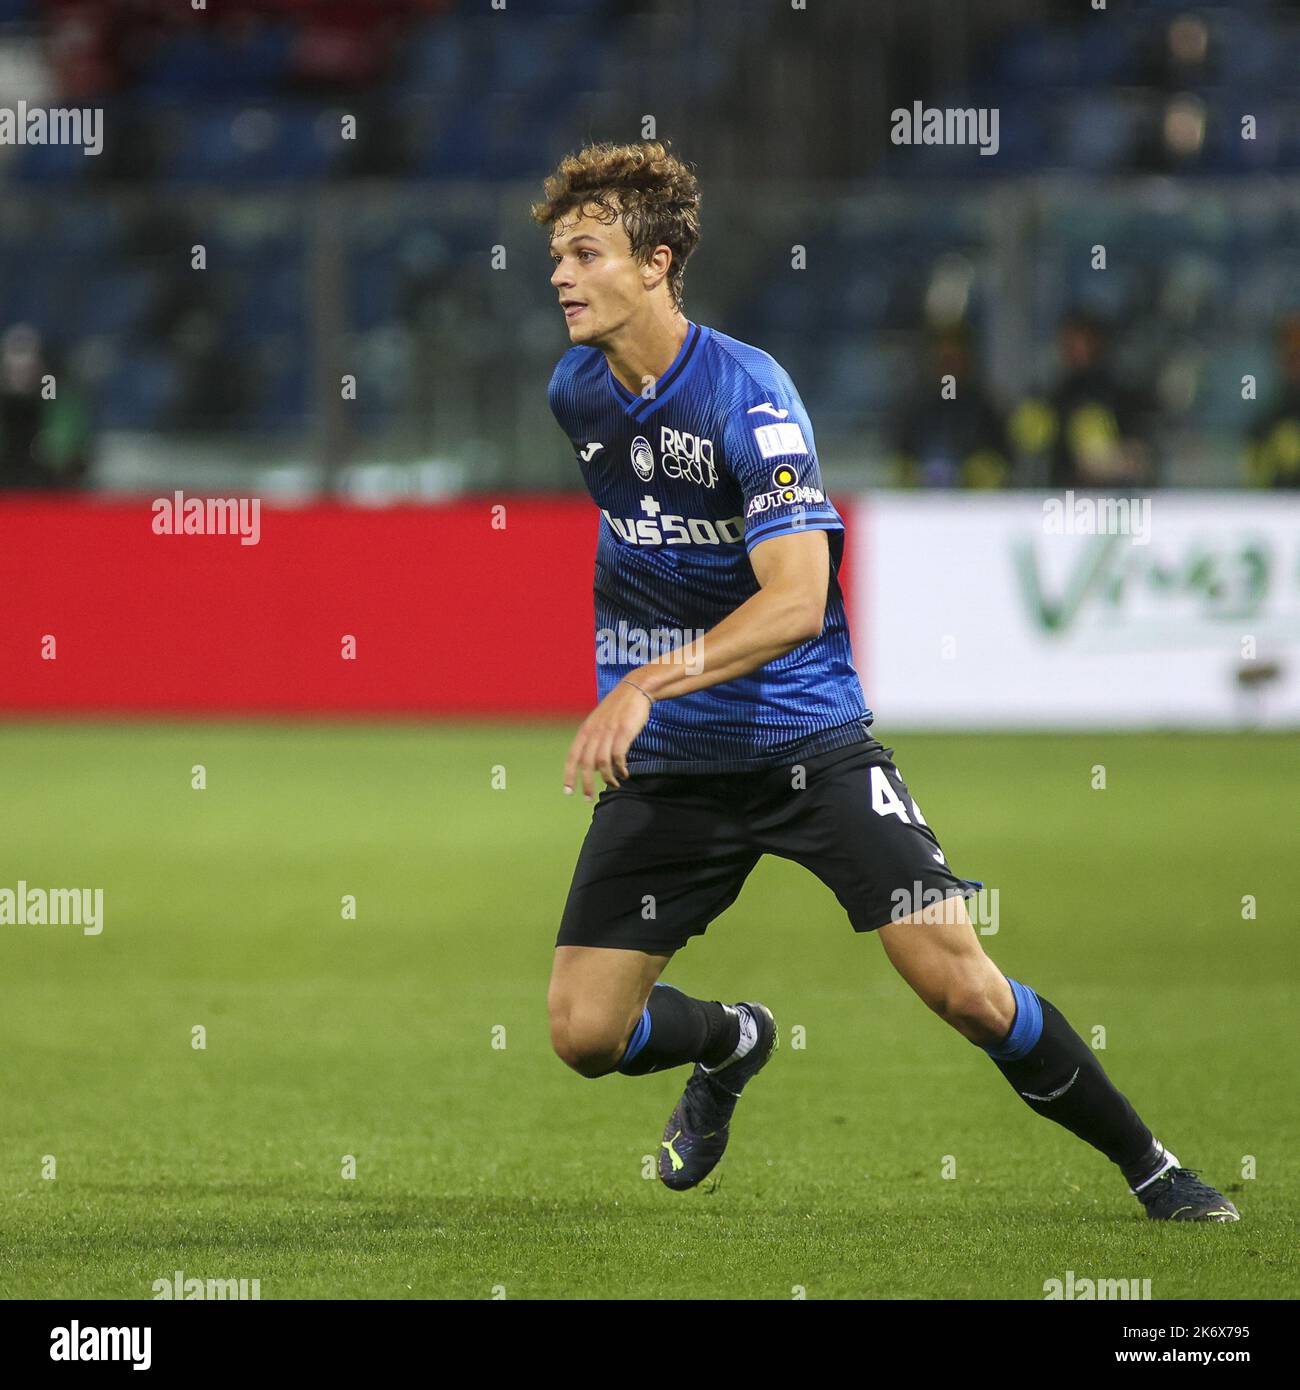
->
[659, 426, 717, 489]
[630, 436, 655, 481]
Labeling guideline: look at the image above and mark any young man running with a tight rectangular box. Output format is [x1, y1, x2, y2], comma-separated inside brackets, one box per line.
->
[536, 140, 1238, 1221]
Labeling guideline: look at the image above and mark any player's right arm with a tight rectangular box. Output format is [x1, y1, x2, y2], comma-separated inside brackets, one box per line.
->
[627, 528, 829, 704]
[563, 528, 827, 797]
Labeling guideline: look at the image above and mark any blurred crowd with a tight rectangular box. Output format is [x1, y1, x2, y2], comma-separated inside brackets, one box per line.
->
[44, 0, 454, 105]
[887, 309, 1300, 491]
[8, 303, 1300, 492]
[4, 1, 1300, 492]
[0, 324, 92, 489]
[887, 308, 1300, 491]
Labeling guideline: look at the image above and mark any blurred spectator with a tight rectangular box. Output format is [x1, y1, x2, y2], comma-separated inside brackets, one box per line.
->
[1009, 311, 1155, 490]
[889, 325, 1009, 488]
[1245, 316, 1300, 489]
[1137, 12, 1218, 92]
[0, 325, 93, 490]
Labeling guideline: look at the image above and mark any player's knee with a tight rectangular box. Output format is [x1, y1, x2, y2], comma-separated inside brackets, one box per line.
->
[934, 978, 1011, 1046]
[549, 1013, 626, 1078]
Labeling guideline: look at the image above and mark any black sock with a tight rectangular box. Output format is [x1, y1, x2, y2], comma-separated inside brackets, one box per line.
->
[986, 985, 1162, 1186]
[616, 984, 739, 1075]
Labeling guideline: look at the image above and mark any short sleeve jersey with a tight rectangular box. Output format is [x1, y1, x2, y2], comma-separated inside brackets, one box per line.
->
[548, 321, 872, 772]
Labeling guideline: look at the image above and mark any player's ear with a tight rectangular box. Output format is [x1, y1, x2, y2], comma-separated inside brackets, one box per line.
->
[643, 244, 673, 291]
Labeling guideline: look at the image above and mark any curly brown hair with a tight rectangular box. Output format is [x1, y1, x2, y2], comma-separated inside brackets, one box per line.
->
[531, 141, 701, 311]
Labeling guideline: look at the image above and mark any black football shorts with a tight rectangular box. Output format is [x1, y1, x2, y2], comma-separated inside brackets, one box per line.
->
[556, 735, 981, 953]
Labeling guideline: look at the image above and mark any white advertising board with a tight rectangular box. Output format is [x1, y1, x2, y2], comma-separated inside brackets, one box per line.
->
[853, 492, 1300, 728]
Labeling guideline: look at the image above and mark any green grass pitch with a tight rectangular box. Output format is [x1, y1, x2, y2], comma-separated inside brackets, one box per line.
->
[0, 722, 1296, 1300]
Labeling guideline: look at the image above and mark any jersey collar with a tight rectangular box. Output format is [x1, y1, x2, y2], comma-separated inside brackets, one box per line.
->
[605, 321, 708, 423]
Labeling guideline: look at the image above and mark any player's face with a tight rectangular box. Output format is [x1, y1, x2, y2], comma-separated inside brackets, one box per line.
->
[549, 207, 646, 346]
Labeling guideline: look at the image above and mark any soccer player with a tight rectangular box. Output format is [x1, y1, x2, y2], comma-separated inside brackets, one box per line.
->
[536, 141, 1238, 1222]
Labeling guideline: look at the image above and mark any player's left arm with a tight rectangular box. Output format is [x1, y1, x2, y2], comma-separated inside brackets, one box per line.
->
[562, 530, 829, 799]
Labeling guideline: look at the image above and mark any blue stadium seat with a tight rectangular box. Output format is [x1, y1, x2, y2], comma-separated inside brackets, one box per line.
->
[1203, 100, 1283, 171]
[13, 138, 91, 183]
[984, 24, 1079, 89]
[423, 105, 488, 177]
[350, 255, 398, 333]
[1076, 21, 1138, 85]
[42, 202, 121, 255]
[226, 260, 306, 340]
[1212, 14, 1280, 85]
[403, 17, 474, 93]
[0, 256, 65, 334]
[99, 353, 177, 429]
[135, 26, 292, 99]
[167, 105, 337, 183]
[1058, 95, 1139, 172]
[76, 268, 160, 337]
[250, 351, 309, 432]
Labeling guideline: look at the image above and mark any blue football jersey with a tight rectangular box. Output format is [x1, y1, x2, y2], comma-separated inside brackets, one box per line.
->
[549, 321, 873, 772]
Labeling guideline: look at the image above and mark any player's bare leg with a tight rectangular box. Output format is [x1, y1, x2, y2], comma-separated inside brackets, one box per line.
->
[878, 895, 1239, 1221]
[547, 945, 778, 1190]
[548, 945, 673, 1077]
[876, 894, 1015, 1045]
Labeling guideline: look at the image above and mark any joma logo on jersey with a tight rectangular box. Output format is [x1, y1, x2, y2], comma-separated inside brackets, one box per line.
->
[659, 426, 717, 488]
[602, 495, 743, 546]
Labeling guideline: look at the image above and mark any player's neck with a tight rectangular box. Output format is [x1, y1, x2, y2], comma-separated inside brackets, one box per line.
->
[602, 309, 690, 396]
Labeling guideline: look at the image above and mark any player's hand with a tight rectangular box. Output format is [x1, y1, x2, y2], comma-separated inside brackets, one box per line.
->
[563, 679, 653, 801]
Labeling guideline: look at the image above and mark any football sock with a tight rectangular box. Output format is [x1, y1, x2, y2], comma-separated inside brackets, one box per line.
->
[701, 1004, 758, 1073]
[615, 982, 740, 1075]
[981, 978, 1163, 1185]
[1128, 1141, 1180, 1194]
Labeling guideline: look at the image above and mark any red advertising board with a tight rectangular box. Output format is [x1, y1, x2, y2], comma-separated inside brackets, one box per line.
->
[0, 495, 857, 715]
